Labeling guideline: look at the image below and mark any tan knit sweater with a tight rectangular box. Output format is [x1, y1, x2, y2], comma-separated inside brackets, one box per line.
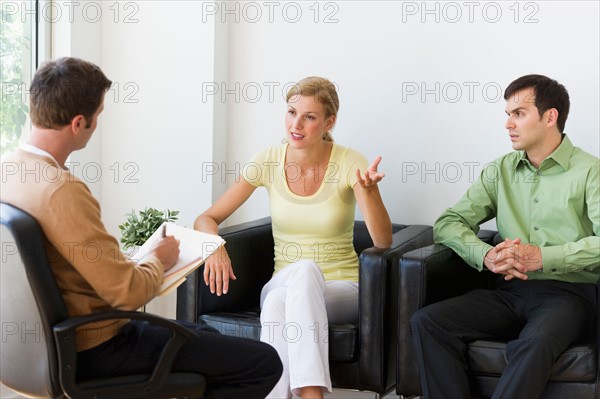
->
[1, 149, 164, 351]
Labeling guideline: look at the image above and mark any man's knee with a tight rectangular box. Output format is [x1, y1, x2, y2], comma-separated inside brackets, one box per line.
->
[411, 306, 435, 330]
[507, 333, 570, 360]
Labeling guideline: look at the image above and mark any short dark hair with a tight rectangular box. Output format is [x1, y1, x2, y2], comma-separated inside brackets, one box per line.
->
[30, 57, 112, 129]
[504, 74, 570, 133]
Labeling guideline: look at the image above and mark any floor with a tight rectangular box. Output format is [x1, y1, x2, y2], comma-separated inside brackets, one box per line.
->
[1, 383, 402, 398]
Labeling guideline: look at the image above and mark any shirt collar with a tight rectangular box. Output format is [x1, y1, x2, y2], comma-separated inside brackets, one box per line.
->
[21, 143, 65, 169]
[548, 134, 573, 170]
[514, 151, 528, 170]
[512, 134, 573, 171]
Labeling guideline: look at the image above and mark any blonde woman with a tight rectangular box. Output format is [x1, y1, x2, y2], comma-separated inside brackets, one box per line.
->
[195, 77, 392, 399]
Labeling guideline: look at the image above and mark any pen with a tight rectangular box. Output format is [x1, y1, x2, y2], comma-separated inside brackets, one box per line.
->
[161, 224, 167, 238]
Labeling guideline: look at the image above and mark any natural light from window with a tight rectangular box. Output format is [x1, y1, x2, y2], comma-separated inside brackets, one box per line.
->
[1, 0, 49, 157]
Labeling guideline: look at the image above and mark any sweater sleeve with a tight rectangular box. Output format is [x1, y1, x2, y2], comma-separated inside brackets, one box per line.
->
[43, 180, 164, 310]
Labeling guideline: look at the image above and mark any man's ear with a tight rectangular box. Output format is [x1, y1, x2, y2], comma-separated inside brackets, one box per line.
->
[70, 115, 85, 133]
[545, 108, 558, 128]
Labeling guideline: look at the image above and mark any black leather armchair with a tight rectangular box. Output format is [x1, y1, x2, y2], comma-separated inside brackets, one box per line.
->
[396, 231, 599, 399]
[0, 202, 206, 399]
[177, 217, 433, 396]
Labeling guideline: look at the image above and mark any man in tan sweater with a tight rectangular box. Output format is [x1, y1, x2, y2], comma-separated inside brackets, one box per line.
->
[1, 57, 281, 398]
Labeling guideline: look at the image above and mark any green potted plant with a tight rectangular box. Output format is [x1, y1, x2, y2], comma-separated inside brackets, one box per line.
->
[118, 207, 179, 250]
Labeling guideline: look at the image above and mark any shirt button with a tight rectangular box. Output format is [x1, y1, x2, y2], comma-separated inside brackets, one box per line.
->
[534, 226, 539, 231]
[534, 199, 539, 203]
[537, 171, 542, 176]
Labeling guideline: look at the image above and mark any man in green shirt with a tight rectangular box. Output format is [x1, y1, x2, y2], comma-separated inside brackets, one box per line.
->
[411, 74, 599, 399]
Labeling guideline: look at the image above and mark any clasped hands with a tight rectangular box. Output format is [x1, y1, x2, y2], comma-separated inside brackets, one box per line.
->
[484, 237, 543, 280]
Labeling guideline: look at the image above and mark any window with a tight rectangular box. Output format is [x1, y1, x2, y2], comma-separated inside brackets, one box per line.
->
[1, 0, 50, 156]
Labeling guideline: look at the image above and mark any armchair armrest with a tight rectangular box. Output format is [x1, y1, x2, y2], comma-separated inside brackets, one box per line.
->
[396, 242, 493, 395]
[53, 310, 204, 399]
[177, 217, 274, 322]
[357, 225, 433, 391]
[477, 229, 500, 245]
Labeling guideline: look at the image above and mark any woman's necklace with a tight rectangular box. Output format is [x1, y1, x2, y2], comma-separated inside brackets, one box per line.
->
[302, 167, 315, 192]
[287, 142, 332, 193]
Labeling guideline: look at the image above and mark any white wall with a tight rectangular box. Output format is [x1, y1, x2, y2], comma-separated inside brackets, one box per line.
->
[53, 0, 600, 233]
[52, 0, 221, 232]
[49, 1, 599, 315]
[222, 0, 600, 228]
[99, 2, 219, 233]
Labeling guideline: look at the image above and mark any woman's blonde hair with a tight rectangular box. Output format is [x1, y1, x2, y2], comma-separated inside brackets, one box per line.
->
[286, 76, 339, 142]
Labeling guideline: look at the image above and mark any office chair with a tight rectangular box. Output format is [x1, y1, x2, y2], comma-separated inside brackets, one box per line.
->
[0, 202, 206, 399]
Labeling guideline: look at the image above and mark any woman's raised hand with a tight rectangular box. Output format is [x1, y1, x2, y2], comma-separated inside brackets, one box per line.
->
[356, 156, 386, 188]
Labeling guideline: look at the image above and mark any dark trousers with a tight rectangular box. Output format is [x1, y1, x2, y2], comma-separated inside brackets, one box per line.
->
[410, 279, 596, 399]
[77, 320, 283, 399]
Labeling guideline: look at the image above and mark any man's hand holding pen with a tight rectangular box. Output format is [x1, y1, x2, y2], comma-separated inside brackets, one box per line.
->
[150, 224, 180, 271]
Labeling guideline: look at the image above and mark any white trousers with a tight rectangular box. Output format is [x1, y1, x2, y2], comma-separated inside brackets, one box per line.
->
[259, 260, 359, 398]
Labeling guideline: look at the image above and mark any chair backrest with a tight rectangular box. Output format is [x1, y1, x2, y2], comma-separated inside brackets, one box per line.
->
[1, 202, 68, 398]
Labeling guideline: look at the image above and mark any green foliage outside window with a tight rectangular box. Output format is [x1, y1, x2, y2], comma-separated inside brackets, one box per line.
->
[1, 9, 30, 155]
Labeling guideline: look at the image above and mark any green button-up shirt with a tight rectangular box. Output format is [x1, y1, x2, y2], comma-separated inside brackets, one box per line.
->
[434, 135, 600, 284]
